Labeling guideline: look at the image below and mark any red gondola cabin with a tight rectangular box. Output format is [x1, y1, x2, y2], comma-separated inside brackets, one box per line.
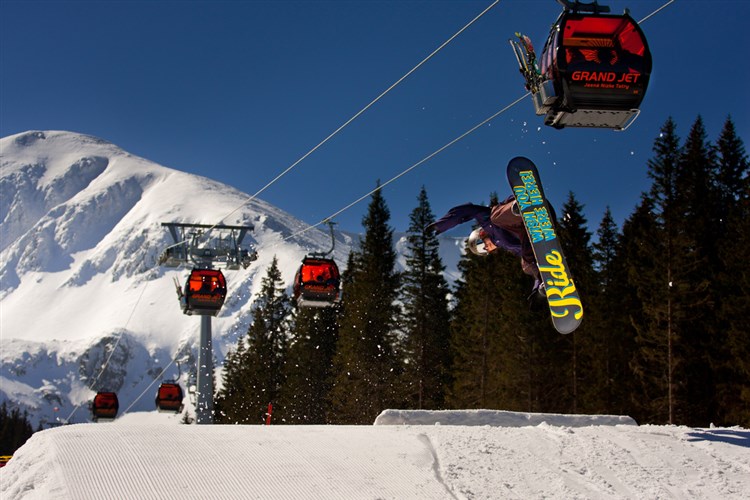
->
[293, 257, 341, 308]
[515, 2, 652, 129]
[182, 268, 227, 316]
[92, 391, 119, 421]
[155, 382, 184, 413]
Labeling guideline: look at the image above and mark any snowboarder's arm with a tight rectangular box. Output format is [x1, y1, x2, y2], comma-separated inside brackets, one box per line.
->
[427, 203, 490, 235]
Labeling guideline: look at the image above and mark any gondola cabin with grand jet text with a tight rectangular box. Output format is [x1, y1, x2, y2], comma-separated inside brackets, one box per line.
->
[510, 0, 652, 130]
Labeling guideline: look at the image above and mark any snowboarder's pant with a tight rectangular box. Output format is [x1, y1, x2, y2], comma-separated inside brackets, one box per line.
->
[490, 202, 539, 280]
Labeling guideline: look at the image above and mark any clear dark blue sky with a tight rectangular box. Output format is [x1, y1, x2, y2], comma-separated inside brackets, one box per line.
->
[2, 0, 748, 237]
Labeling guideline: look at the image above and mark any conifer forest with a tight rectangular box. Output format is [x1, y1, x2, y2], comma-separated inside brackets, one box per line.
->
[215, 116, 750, 428]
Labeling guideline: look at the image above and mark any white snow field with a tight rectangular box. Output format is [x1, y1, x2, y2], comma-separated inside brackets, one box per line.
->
[2, 410, 749, 500]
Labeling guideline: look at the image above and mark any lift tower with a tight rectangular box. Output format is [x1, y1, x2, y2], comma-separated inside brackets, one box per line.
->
[160, 223, 257, 424]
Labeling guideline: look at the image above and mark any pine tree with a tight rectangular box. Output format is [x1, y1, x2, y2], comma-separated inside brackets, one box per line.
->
[0, 401, 34, 455]
[328, 185, 403, 424]
[592, 208, 620, 291]
[401, 187, 452, 409]
[622, 195, 666, 423]
[629, 118, 683, 424]
[446, 193, 500, 409]
[714, 116, 748, 203]
[215, 256, 291, 424]
[214, 337, 252, 423]
[591, 207, 636, 415]
[446, 193, 563, 413]
[279, 305, 339, 424]
[675, 116, 718, 425]
[557, 192, 596, 414]
[714, 117, 750, 426]
[629, 117, 718, 425]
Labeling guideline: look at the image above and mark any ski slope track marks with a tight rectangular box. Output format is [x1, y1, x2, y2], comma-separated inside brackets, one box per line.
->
[2, 410, 749, 499]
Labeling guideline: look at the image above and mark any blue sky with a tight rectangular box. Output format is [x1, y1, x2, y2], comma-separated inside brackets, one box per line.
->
[2, 0, 748, 238]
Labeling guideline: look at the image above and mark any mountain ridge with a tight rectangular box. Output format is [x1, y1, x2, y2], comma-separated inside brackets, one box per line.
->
[0, 130, 356, 426]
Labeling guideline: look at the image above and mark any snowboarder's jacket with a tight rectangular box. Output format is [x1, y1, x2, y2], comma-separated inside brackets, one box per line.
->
[427, 196, 524, 257]
[428, 197, 542, 291]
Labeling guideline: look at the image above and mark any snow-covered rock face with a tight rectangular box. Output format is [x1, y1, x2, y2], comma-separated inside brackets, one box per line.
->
[0, 153, 109, 254]
[0, 130, 354, 426]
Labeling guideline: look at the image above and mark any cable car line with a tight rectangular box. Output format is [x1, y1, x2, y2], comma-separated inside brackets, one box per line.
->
[216, 0, 500, 224]
[161, 0, 501, 255]
[121, 357, 177, 415]
[274, 0, 679, 307]
[103, 71, 517, 418]
[58, 0, 511, 423]
[639, 0, 675, 24]
[61, 281, 151, 424]
[282, 92, 530, 242]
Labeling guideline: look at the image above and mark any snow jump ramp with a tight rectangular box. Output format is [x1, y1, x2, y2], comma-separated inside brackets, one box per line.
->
[3, 410, 749, 500]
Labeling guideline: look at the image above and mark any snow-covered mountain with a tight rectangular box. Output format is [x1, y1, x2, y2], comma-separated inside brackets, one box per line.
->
[0, 130, 373, 427]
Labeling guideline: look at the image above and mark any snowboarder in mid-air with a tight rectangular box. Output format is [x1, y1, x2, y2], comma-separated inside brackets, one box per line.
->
[428, 196, 547, 307]
[430, 156, 583, 334]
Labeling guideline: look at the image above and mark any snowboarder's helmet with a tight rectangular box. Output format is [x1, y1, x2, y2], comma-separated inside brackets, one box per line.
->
[468, 228, 490, 256]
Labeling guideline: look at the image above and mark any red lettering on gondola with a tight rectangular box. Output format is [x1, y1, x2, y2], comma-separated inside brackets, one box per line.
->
[617, 73, 641, 83]
[571, 71, 616, 82]
[571, 71, 641, 85]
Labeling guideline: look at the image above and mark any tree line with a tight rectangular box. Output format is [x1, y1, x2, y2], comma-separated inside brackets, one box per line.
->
[215, 116, 749, 427]
[0, 401, 35, 456]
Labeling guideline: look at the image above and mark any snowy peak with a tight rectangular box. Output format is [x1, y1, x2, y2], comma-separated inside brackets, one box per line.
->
[2, 132, 162, 284]
[0, 130, 350, 340]
[1, 130, 346, 299]
[0, 132, 112, 253]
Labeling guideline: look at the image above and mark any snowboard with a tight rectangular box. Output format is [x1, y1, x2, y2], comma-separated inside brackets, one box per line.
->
[507, 156, 583, 334]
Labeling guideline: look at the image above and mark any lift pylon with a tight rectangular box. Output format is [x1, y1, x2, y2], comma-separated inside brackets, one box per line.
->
[159, 221, 257, 424]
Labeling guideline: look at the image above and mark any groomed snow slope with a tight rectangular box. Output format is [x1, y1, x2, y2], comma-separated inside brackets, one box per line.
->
[2, 411, 749, 499]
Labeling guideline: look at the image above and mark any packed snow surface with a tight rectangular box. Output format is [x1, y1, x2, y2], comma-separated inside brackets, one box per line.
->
[2, 410, 749, 499]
